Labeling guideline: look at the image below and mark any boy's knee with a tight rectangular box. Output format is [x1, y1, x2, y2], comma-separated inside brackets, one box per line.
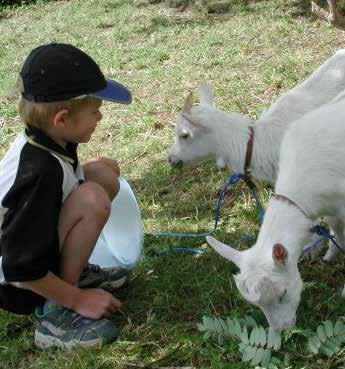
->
[82, 161, 120, 201]
[79, 182, 111, 218]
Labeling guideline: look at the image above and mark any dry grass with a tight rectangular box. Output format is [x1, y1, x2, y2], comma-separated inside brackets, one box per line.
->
[1, 0, 345, 368]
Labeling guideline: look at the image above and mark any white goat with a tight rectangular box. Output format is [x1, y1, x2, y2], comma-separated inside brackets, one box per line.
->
[169, 49, 345, 261]
[207, 98, 345, 331]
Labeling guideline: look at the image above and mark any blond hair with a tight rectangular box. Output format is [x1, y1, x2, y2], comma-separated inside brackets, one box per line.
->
[18, 96, 100, 131]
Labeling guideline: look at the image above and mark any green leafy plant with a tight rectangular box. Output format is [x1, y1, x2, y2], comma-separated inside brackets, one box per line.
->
[199, 316, 345, 367]
[307, 320, 345, 357]
[198, 315, 281, 367]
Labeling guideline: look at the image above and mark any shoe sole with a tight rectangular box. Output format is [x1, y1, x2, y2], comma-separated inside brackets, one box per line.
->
[99, 276, 127, 289]
[35, 331, 101, 351]
[79, 276, 128, 290]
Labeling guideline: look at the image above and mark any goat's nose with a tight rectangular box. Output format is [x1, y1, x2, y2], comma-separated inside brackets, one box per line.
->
[168, 155, 183, 168]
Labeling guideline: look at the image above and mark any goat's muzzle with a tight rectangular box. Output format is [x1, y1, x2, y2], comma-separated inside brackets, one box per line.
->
[168, 155, 183, 169]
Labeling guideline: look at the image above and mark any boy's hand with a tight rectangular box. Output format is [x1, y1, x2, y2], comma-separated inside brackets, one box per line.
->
[74, 288, 122, 319]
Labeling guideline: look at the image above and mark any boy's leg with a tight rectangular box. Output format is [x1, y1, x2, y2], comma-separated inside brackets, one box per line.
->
[79, 157, 129, 290]
[58, 181, 111, 285]
[82, 157, 120, 201]
[35, 182, 120, 350]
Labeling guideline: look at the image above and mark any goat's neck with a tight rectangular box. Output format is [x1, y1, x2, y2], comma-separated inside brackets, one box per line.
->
[254, 199, 313, 264]
[213, 110, 285, 184]
[212, 111, 253, 174]
[250, 122, 287, 184]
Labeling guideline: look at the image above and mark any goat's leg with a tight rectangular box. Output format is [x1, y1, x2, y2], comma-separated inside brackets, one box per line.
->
[327, 0, 345, 26]
[311, 0, 345, 28]
[322, 217, 345, 297]
[303, 221, 327, 260]
[323, 216, 345, 263]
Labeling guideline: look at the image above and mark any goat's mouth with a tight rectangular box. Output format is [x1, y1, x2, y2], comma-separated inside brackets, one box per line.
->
[169, 159, 183, 169]
[170, 160, 183, 169]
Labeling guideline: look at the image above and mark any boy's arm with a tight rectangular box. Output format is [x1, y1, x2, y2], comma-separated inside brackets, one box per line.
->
[20, 272, 122, 319]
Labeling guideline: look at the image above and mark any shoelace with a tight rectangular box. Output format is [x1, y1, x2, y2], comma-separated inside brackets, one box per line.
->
[84, 263, 102, 274]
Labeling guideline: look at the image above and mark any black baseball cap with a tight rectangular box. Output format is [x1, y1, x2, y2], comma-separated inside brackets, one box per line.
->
[20, 43, 132, 104]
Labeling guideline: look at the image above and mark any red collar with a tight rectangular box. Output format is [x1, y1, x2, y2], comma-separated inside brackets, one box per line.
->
[243, 126, 254, 179]
[272, 193, 308, 218]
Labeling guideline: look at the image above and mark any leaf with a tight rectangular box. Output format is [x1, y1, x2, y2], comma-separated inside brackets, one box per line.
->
[214, 318, 223, 334]
[258, 326, 267, 347]
[217, 333, 224, 346]
[260, 349, 272, 368]
[251, 347, 265, 366]
[321, 339, 340, 357]
[250, 327, 258, 346]
[240, 324, 249, 345]
[202, 316, 212, 330]
[317, 325, 327, 343]
[233, 318, 242, 338]
[225, 317, 235, 336]
[334, 320, 345, 336]
[238, 342, 247, 353]
[267, 329, 281, 351]
[243, 315, 258, 328]
[320, 343, 336, 357]
[219, 318, 228, 335]
[203, 331, 211, 341]
[324, 320, 334, 338]
[307, 335, 321, 354]
[242, 345, 257, 362]
[197, 323, 205, 332]
[329, 336, 343, 347]
[267, 328, 276, 349]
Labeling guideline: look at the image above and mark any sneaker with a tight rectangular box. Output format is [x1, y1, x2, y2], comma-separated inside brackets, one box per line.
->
[78, 263, 129, 292]
[34, 306, 119, 350]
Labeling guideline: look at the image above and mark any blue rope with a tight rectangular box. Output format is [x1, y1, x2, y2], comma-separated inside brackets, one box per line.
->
[152, 172, 340, 256]
[307, 225, 345, 255]
[152, 173, 265, 255]
[154, 247, 207, 256]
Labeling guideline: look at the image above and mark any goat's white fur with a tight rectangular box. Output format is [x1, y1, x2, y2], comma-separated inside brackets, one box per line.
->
[207, 99, 345, 330]
[169, 49, 345, 261]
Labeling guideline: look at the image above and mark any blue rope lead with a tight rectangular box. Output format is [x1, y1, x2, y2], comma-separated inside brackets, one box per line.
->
[152, 173, 245, 238]
[151, 172, 340, 256]
[152, 173, 266, 256]
[308, 225, 345, 255]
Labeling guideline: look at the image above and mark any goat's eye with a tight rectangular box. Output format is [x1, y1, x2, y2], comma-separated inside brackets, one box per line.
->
[180, 133, 190, 140]
[279, 289, 287, 303]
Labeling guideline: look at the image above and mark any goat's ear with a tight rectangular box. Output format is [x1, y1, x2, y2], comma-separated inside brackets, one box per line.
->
[199, 81, 213, 105]
[182, 92, 193, 113]
[206, 236, 242, 268]
[199, 81, 213, 106]
[272, 243, 288, 266]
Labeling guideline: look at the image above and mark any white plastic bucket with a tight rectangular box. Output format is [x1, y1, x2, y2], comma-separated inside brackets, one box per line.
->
[89, 176, 144, 269]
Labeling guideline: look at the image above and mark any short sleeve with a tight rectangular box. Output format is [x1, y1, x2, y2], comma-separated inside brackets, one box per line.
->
[0, 153, 63, 282]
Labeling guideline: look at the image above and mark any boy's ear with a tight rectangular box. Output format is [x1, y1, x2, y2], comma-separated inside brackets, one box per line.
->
[52, 109, 69, 128]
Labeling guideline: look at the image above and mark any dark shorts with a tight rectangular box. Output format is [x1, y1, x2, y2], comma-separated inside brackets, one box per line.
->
[0, 284, 45, 315]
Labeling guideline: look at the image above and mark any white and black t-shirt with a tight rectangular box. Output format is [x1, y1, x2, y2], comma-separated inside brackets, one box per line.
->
[0, 125, 83, 286]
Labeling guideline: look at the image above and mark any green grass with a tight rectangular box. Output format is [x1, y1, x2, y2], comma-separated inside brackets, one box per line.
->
[1, 0, 345, 368]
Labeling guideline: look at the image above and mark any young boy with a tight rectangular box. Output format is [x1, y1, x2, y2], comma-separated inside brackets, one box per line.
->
[0, 43, 133, 350]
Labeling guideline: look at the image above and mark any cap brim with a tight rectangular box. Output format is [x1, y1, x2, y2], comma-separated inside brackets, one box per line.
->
[91, 79, 132, 104]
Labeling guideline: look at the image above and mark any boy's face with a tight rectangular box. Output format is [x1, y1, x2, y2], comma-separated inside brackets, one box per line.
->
[62, 99, 103, 144]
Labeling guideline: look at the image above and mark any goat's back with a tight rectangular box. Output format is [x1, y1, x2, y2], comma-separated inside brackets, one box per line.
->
[258, 49, 345, 129]
[276, 100, 345, 217]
